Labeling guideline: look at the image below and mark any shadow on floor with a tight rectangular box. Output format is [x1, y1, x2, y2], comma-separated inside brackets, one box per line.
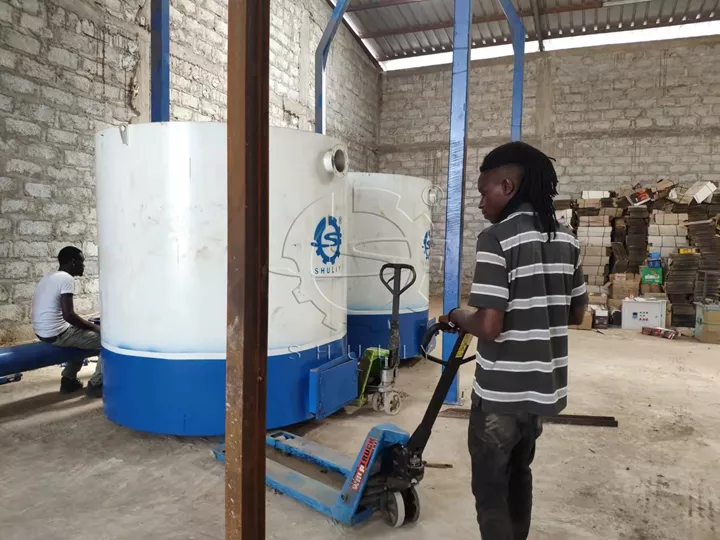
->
[0, 390, 88, 423]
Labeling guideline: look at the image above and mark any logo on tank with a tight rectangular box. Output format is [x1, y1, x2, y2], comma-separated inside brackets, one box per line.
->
[312, 215, 342, 274]
[423, 231, 431, 261]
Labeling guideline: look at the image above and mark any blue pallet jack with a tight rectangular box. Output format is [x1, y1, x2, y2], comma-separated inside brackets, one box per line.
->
[214, 322, 474, 527]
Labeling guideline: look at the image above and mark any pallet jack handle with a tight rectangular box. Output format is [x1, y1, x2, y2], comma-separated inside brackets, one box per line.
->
[379, 263, 416, 316]
[379, 263, 416, 368]
[406, 322, 475, 453]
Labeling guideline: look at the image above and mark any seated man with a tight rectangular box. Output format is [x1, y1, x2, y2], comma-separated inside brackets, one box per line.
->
[31, 246, 102, 398]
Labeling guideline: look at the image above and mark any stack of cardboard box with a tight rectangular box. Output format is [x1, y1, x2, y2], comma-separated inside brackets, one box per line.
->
[625, 206, 650, 273]
[576, 197, 613, 286]
[686, 205, 720, 302]
[695, 304, 720, 344]
[665, 252, 701, 327]
[607, 273, 640, 312]
[647, 211, 688, 258]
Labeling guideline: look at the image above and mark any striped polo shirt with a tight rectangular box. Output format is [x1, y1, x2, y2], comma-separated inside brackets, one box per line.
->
[468, 203, 587, 416]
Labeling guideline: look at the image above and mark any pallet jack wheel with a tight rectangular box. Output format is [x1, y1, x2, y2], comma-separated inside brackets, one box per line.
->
[383, 491, 405, 528]
[370, 391, 384, 412]
[383, 391, 402, 416]
[402, 487, 420, 524]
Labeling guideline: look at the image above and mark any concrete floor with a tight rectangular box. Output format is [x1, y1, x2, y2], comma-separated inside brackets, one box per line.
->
[2, 327, 720, 539]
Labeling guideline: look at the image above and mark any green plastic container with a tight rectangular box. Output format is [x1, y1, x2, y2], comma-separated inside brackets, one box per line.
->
[640, 266, 663, 285]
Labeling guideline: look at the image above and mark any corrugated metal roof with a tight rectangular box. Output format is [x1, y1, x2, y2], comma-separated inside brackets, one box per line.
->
[341, 0, 718, 61]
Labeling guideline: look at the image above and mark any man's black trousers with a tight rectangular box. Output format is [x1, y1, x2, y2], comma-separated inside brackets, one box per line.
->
[468, 403, 543, 540]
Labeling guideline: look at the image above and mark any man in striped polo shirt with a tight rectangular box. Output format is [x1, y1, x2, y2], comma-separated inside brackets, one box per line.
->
[441, 142, 588, 539]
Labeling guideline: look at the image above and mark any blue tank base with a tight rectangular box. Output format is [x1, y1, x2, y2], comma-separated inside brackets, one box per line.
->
[102, 336, 353, 437]
[347, 310, 429, 362]
[103, 349, 227, 437]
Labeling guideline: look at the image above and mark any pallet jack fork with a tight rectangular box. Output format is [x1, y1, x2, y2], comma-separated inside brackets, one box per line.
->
[213, 322, 474, 527]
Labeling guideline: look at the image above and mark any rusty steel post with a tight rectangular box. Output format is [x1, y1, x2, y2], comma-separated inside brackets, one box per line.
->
[226, 0, 270, 539]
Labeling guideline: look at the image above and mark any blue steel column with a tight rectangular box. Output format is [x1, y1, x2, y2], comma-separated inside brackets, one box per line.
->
[151, 0, 170, 122]
[442, 0, 472, 405]
[315, 0, 351, 134]
[498, 0, 525, 141]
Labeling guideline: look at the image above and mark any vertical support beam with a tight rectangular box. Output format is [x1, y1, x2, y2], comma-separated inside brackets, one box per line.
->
[150, 0, 170, 122]
[442, 0, 472, 405]
[530, 0, 545, 51]
[498, 0, 526, 141]
[226, 0, 270, 539]
[315, 0, 352, 134]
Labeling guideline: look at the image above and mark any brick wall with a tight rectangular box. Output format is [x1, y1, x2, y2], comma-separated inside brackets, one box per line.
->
[168, 0, 380, 171]
[378, 36, 720, 294]
[0, 0, 380, 343]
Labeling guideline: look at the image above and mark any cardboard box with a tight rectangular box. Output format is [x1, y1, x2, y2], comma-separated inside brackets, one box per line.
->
[577, 226, 612, 237]
[645, 236, 679, 248]
[610, 274, 640, 299]
[641, 327, 679, 340]
[587, 285, 609, 294]
[640, 283, 663, 295]
[593, 308, 609, 329]
[611, 286, 640, 299]
[579, 236, 612, 247]
[582, 255, 611, 266]
[600, 207, 624, 217]
[570, 310, 593, 330]
[653, 179, 676, 193]
[579, 199, 602, 208]
[581, 246, 610, 256]
[579, 215, 611, 226]
[611, 241, 628, 257]
[653, 212, 684, 226]
[640, 267, 663, 285]
[586, 275, 606, 286]
[679, 181, 717, 204]
[608, 298, 624, 311]
[613, 260, 630, 274]
[660, 247, 675, 257]
[583, 190, 611, 199]
[588, 293, 608, 306]
[610, 273, 640, 282]
[627, 188, 653, 206]
[695, 304, 720, 344]
[584, 265, 606, 276]
[658, 225, 680, 236]
[676, 236, 689, 247]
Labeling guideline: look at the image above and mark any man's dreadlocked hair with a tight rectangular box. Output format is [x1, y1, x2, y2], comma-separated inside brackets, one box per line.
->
[480, 141, 559, 239]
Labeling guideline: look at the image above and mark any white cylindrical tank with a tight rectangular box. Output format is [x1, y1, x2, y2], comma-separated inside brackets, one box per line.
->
[345, 173, 432, 360]
[96, 123, 349, 435]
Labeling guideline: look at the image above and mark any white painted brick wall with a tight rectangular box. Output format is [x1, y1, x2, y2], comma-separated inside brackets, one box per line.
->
[0, 0, 380, 342]
[0, 0, 143, 342]
[379, 37, 720, 294]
